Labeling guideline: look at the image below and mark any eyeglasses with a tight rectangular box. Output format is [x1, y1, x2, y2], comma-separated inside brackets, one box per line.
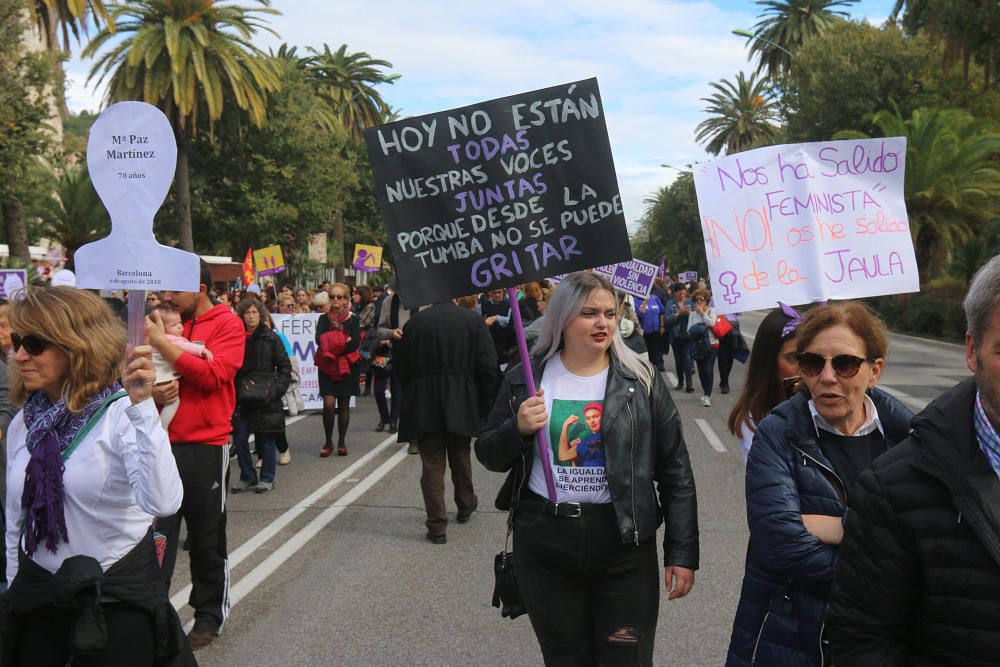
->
[11, 332, 52, 356]
[796, 352, 873, 378]
[693, 297, 706, 303]
[330, 294, 348, 300]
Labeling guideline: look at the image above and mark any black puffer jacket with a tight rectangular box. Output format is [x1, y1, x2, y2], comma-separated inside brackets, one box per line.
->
[236, 326, 291, 433]
[726, 388, 913, 667]
[826, 378, 1000, 666]
[475, 354, 699, 569]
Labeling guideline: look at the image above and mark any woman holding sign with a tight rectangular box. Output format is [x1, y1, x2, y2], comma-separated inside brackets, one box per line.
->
[476, 272, 699, 666]
[726, 302, 913, 667]
[3, 287, 192, 665]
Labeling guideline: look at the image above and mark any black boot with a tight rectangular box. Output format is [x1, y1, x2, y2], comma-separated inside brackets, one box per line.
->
[685, 378, 695, 393]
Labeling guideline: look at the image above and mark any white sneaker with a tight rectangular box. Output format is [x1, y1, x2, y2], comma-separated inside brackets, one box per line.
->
[278, 451, 291, 465]
[701, 395, 711, 407]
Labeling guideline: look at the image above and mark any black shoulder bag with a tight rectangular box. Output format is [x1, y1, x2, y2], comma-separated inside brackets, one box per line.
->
[492, 482, 527, 620]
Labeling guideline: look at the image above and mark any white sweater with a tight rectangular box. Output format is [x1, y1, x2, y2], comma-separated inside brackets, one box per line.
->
[5, 397, 183, 582]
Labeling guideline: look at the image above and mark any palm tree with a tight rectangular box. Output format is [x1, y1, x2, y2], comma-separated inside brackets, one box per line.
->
[303, 44, 395, 142]
[302, 43, 396, 280]
[83, 0, 282, 252]
[747, 0, 856, 79]
[37, 164, 110, 269]
[836, 106, 1000, 279]
[31, 0, 111, 51]
[695, 72, 780, 155]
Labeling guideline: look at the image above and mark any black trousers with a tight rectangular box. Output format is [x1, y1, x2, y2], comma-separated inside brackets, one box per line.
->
[513, 501, 660, 666]
[716, 331, 737, 386]
[15, 603, 154, 666]
[159, 442, 230, 633]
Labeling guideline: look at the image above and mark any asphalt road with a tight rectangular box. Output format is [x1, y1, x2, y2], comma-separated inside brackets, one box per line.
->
[170, 315, 971, 666]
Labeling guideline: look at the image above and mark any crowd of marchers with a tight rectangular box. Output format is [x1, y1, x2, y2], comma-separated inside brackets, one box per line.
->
[0, 255, 997, 665]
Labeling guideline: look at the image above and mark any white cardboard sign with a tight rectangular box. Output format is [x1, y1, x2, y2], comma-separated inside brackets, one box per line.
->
[76, 101, 199, 292]
[692, 137, 919, 314]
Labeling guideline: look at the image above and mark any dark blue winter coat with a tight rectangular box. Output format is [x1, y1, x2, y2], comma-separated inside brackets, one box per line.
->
[726, 388, 913, 667]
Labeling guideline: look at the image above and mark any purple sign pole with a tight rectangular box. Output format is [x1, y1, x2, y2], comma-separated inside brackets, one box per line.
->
[507, 286, 557, 500]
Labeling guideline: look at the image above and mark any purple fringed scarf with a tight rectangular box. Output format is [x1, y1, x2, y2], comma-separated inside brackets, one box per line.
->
[20, 383, 122, 556]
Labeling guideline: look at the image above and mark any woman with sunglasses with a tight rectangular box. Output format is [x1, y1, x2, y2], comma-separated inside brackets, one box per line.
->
[726, 302, 913, 667]
[3, 287, 192, 665]
[315, 283, 361, 457]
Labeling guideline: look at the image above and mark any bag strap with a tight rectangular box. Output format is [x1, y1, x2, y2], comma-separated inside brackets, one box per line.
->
[61, 389, 129, 463]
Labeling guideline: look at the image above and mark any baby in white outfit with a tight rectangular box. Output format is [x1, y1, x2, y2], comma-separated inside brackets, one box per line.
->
[152, 303, 214, 428]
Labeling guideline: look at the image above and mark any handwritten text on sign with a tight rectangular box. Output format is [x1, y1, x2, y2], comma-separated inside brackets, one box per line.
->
[363, 78, 631, 306]
[692, 137, 918, 314]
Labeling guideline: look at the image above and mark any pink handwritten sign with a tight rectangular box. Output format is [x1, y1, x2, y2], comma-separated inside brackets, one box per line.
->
[692, 137, 918, 314]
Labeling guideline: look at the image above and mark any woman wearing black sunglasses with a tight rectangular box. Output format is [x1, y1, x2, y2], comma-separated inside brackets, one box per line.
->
[3, 286, 192, 665]
[727, 302, 913, 667]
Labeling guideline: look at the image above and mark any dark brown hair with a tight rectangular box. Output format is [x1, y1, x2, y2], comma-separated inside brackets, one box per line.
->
[794, 301, 888, 360]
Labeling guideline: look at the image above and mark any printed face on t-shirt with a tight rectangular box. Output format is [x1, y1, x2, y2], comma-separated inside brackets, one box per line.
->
[584, 407, 602, 432]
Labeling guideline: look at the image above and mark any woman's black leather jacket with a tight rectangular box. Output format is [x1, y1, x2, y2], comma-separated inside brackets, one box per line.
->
[475, 354, 699, 570]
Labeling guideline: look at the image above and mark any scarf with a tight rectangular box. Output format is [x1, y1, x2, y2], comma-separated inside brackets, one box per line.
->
[21, 383, 122, 556]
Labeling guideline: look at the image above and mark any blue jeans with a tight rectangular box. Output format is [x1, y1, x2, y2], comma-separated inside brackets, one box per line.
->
[234, 409, 277, 483]
[696, 348, 718, 397]
[672, 339, 693, 386]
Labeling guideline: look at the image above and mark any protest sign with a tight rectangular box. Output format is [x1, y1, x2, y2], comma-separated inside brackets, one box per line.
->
[254, 245, 286, 277]
[76, 102, 199, 293]
[593, 259, 657, 299]
[0, 270, 26, 300]
[364, 78, 631, 306]
[351, 244, 383, 272]
[51, 269, 77, 287]
[272, 313, 354, 410]
[677, 271, 698, 283]
[693, 137, 918, 314]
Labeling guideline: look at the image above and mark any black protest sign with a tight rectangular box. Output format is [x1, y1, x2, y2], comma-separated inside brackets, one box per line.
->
[363, 78, 631, 306]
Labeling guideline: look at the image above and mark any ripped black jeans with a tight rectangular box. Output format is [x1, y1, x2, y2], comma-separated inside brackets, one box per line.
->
[513, 495, 660, 666]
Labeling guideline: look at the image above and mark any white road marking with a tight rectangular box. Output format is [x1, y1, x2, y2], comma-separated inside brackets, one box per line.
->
[171, 430, 399, 610]
[877, 385, 930, 411]
[203, 445, 411, 628]
[667, 372, 678, 387]
[695, 419, 728, 453]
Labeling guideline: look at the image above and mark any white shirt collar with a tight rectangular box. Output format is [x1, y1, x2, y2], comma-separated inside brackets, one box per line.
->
[808, 393, 883, 437]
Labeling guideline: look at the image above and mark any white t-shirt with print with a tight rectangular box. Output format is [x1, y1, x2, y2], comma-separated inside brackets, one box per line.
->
[528, 354, 611, 504]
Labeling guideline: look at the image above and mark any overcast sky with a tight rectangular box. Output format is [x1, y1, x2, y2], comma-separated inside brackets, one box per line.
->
[63, 0, 896, 232]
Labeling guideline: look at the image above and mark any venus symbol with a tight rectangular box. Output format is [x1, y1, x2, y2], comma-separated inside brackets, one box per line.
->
[718, 271, 742, 305]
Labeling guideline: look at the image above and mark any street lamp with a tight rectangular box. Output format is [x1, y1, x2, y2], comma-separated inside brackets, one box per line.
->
[732, 28, 792, 57]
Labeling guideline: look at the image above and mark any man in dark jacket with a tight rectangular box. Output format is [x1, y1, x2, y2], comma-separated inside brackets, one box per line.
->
[395, 299, 497, 544]
[827, 254, 1000, 665]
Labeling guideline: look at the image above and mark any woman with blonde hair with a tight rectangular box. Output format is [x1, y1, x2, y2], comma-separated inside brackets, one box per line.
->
[3, 286, 190, 665]
[315, 282, 361, 456]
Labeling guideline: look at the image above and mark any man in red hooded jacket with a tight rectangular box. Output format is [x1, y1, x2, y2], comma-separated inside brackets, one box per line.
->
[150, 260, 244, 650]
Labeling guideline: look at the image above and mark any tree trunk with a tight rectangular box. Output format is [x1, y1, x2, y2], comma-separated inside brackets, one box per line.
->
[333, 208, 345, 283]
[175, 134, 194, 252]
[2, 198, 30, 265]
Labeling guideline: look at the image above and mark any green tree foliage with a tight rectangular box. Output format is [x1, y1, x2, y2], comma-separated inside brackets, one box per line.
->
[0, 0, 55, 263]
[836, 106, 1000, 280]
[83, 0, 282, 252]
[36, 164, 110, 269]
[30, 0, 112, 51]
[785, 21, 997, 141]
[694, 72, 780, 155]
[182, 66, 357, 285]
[633, 172, 707, 276]
[62, 109, 97, 157]
[747, 0, 856, 79]
[303, 43, 396, 142]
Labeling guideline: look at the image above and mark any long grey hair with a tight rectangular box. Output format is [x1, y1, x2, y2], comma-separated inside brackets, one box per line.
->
[531, 271, 654, 394]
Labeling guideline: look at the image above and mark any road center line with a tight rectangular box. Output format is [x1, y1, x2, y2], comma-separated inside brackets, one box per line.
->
[695, 419, 728, 453]
[171, 431, 400, 610]
[877, 385, 930, 411]
[226, 445, 411, 611]
[666, 372, 678, 387]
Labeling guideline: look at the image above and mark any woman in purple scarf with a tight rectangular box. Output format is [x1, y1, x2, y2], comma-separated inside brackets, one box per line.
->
[3, 287, 190, 666]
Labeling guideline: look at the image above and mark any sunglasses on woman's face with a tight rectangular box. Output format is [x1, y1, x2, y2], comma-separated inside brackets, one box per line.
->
[11, 332, 52, 356]
[796, 352, 872, 378]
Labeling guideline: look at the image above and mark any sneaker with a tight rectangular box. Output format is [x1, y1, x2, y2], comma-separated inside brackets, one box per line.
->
[375, 421, 386, 433]
[320, 443, 334, 458]
[187, 629, 217, 651]
[278, 450, 291, 465]
[426, 532, 447, 545]
[701, 395, 712, 407]
[255, 480, 274, 493]
[407, 443, 419, 455]
[230, 478, 257, 493]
